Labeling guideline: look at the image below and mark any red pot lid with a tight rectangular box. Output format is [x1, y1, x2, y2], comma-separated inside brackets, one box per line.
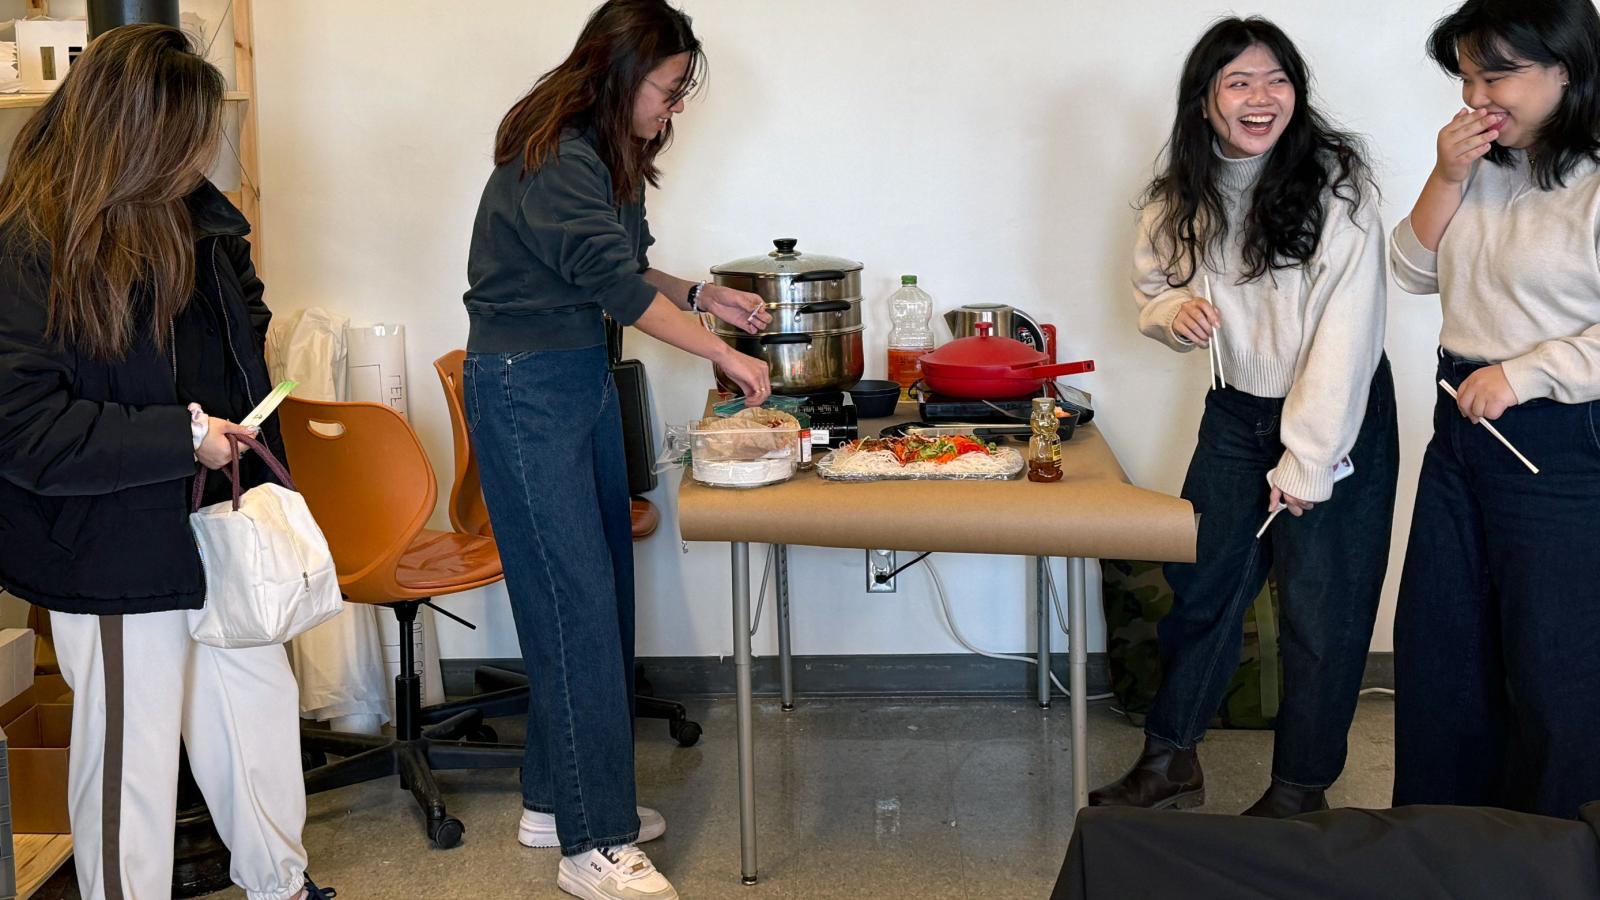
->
[921, 322, 1046, 370]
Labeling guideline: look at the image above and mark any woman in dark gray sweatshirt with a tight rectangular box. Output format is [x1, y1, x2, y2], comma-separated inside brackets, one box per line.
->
[460, 3, 769, 898]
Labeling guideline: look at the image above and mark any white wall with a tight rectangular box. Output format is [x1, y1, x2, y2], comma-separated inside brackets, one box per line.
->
[238, 1, 1465, 662]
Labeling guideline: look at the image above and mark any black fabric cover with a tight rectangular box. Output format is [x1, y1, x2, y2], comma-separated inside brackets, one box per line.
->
[1052, 803, 1600, 900]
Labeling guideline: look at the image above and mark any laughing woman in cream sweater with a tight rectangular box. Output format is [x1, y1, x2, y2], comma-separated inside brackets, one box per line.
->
[1391, 0, 1600, 820]
[1090, 17, 1398, 818]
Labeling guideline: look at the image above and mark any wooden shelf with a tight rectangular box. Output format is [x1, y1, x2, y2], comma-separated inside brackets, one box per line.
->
[0, 90, 249, 111]
[15, 833, 73, 900]
[0, 0, 263, 263]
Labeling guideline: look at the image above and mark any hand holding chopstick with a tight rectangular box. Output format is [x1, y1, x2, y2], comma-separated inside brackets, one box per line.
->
[1173, 278, 1223, 386]
[1256, 457, 1353, 540]
[1204, 276, 1226, 390]
[1438, 379, 1540, 474]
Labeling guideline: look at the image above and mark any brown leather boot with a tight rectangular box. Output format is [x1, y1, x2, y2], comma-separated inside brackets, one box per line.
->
[1240, 779, 1328, 818]
[1088, 737, 1205, 810]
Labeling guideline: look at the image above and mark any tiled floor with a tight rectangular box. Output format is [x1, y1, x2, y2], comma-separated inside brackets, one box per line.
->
[38, 695, 1396, 899]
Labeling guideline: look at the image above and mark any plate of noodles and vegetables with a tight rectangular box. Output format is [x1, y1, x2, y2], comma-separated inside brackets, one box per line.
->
[816, 434, 1025, 482]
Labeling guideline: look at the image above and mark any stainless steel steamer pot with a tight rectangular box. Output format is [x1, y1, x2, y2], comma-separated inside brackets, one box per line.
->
[707, 239, 864, 395]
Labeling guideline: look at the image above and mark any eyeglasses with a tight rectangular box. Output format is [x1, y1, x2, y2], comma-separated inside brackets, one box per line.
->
[644, 75, 696, 104]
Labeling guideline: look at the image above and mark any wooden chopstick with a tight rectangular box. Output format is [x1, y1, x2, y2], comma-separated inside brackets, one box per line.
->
[1255, 505, 1283, 539]
[1437, 379, 1540, 474]
[1203, 275, 1225, 389]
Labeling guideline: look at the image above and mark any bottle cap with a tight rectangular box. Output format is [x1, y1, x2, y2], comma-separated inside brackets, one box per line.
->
[901, 275, 918, 285]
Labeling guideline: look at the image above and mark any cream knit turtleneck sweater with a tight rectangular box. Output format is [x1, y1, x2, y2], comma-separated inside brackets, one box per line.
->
[1131, 150, 1388, 502]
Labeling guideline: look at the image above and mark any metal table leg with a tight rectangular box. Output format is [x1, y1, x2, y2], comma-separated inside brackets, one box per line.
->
[1036, 555, 1051, 708]
[1068, 557, 1090, 812]
[776, 544, 794, 711]
[732, 542, 758, 884]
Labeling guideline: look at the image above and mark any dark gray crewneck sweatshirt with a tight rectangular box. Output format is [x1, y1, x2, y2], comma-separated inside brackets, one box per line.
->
[464, 129, 657, 353]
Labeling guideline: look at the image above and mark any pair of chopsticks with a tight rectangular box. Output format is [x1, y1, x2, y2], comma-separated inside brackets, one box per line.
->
[1203, 276, 1226, 390]
[1438, 379, 1540, 474]
[1253, 376, 1542, 541]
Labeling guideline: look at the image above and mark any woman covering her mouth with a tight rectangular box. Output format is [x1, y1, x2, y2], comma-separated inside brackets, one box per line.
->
[1390, 0, 1600, 821]
[1094, 15, 1398, 819]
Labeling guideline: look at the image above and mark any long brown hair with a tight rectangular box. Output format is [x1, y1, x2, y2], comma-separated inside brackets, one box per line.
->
[0, 24, 225, 360]
[494, 0, 704, 205]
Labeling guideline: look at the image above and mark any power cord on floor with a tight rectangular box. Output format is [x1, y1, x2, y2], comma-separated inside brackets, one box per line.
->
[923, 558, 1114, 702]
[749, 544, 776, 637]
[756, 549, 1227, 704]
[1042, 563, 1073, 637]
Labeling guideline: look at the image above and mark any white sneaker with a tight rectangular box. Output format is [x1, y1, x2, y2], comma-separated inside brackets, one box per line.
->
[557, 844, 678, 900]
[520, 807, 666, 848]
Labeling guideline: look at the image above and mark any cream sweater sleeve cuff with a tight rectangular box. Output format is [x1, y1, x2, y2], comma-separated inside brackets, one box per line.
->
[1500, 353, 1552, 403]
[1164, 300, 1195, 349]
[1268, 450, 1335, 504]
[1390, 217, 1439, 284]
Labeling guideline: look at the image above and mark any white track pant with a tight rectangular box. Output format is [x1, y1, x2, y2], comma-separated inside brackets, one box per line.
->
[51, 610, 309, 900]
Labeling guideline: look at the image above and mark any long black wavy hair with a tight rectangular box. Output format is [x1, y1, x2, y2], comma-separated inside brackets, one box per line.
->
[1142, 17, 1372, 288]
[1428, 0, 1600, 190]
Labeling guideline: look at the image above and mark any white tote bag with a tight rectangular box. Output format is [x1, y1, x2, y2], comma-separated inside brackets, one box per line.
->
[188, 434, 344, 649]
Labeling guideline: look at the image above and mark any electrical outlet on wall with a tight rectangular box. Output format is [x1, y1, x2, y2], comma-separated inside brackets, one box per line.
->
[866, 549, 896, 593]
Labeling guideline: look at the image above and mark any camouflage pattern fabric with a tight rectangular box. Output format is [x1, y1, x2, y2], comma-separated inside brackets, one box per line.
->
[1101, 559, 1281, 730]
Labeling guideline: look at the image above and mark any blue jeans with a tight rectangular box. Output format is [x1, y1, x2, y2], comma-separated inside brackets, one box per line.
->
[1395, 351, 1600, 819]
[1145, 357, 1398, 788]
[465, 345, 639, 855]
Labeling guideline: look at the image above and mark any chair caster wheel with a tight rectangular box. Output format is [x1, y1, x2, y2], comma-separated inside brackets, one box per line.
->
[670, 719, 702, 747]
[429, 816, 465, 849]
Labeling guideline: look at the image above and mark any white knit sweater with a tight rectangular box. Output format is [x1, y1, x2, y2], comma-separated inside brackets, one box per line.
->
[1131, 151, 1388, 502]
[1391, 153, 1600, 404]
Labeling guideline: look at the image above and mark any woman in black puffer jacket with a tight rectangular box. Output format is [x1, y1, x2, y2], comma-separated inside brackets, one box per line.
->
[0, 25, 329, 900]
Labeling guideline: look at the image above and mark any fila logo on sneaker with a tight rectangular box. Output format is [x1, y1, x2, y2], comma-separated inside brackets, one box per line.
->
[590, 860, 606, 875]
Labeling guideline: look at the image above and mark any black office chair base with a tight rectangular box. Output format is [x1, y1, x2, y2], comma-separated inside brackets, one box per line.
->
[456, 662, 704, 747]
[639, 695, 703, 747]
[302, 729, 520, 848]
[301, 602, 523, 848]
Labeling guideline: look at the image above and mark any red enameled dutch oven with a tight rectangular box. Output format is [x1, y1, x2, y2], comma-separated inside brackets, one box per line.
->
[919, 323, 1095, 399]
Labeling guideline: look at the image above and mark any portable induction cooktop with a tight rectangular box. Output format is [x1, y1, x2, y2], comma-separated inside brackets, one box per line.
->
[917, 390, 1044, 423]
[915, 381, 1096, 427]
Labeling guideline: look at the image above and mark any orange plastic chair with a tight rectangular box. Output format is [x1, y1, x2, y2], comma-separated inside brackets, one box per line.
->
[432, 350, 492, 538]
[434, 349, 657, 538]
[280, 396, 520, 849]
[430, 350, 697, 745]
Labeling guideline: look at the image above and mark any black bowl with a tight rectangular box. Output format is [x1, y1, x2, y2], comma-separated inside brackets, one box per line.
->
[848, 380, 903, 419]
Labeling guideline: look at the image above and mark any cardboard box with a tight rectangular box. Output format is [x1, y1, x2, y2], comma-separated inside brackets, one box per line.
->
[0, 630, 31, 709]
[0, 591, 27, 630]
[0, 675, 68, 726]
[0, 674, 72, 836]
[3, 702, 70, 834]
[31, 674, 68, 705]
[30, 604, 59, 676]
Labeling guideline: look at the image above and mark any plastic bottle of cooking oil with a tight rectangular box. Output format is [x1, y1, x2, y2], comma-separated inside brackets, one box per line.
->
[886, 275, 934, 399]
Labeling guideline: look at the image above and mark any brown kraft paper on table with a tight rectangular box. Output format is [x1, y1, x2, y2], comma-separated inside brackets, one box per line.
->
[678, 396, 1197, 563]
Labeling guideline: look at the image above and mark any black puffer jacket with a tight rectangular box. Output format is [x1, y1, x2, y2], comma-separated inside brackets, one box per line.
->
[0, 182, 285, 615]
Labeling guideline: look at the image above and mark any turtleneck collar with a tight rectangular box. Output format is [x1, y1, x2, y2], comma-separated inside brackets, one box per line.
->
[1215, 143, 1268, 195]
